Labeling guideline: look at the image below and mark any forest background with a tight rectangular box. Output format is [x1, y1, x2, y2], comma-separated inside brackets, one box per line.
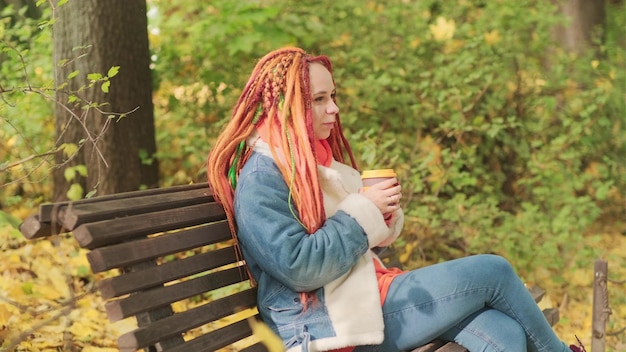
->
[0, 0, 625, 351]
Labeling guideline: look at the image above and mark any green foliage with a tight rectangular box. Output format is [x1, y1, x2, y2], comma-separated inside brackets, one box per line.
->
[2, 0, 623, 286]
[0, 2, 55, 210]
[1, 1, 131, 205]
[148, 0, 624, 284]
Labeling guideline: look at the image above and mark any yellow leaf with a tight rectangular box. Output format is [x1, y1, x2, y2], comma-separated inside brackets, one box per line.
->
[410, 37, 421, 48]
[69, 320, 99, 339]
[429, 17, 455, 41]
[591, 60, 599, 69]
[484, 30, 501, 46]
[248, 317, 285, 352]
[0, 303, 18, 322]
[82, 347, 119, 352]
[36, 283, 63, 301]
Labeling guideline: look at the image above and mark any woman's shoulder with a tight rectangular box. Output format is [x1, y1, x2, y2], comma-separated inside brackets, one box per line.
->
[241, 151, 279, 174]
[238, 152, 285, 189]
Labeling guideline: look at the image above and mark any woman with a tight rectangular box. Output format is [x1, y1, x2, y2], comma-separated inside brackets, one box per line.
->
[207, 47, 584, 352]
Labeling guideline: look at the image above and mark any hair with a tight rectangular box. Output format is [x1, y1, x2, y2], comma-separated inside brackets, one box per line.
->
[207, 47, 357, 302]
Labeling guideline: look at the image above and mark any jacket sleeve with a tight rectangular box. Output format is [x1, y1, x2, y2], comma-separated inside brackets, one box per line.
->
[376, 208, 404, 247]
[234, 168, 371, 292]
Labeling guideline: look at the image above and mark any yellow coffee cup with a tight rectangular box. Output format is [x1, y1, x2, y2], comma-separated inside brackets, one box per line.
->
[361, 169, 397, 190]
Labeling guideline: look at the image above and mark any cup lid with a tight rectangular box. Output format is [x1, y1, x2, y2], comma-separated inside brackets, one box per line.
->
[361, 169, 396, 178]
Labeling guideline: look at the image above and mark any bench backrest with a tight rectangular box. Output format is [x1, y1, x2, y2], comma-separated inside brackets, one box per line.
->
[20, 183, 268, 352]
[20, 184, 558, 352]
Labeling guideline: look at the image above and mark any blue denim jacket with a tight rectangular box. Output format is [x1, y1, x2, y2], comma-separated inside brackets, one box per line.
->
[234, 147, 402, 351]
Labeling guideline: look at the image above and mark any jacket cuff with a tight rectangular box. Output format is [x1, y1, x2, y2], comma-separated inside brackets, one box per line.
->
[377, 209, 404, 247]
[337, 193, 392, 248]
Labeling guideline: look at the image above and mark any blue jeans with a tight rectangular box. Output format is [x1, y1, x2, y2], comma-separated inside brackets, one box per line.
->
[354, 254, 570, 352]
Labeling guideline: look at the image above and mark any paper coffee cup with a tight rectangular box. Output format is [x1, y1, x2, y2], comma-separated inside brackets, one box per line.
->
[362, 169, 397, 222]
[361, 169, 397, 190]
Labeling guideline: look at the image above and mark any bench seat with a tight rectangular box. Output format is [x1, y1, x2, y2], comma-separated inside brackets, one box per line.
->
[20, 183, 558, 352]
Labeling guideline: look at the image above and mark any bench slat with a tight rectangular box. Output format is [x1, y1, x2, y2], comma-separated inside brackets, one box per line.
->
[98, 247, 240, 299]
[118, 288, 258, 351]
[86, 221, 230, 272]
[73, 202, 226, 249]
[411, 340, 445, 352]
[437, 342, 469, 352]
[37, 183, 209, 223]
[19, 214, 65, 239]
[240, 342, 272, 352]
[105, 266, 251, 321]
[164, 318, 265, 352]
[59, 187, 213, 229]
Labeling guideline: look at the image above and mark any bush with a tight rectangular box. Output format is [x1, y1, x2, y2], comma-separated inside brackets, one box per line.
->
[150, 0, 624, 283]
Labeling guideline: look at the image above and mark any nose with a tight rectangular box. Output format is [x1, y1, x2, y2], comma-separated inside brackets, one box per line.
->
[327, 99, 339, 115]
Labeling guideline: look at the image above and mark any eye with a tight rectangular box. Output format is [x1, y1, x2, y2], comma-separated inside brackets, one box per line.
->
[314, 96, 325, 102]
[331, 92, 336, 99]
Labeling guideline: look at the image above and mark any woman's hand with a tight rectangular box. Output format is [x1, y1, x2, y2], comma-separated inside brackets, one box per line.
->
[359, 177, 402, 218]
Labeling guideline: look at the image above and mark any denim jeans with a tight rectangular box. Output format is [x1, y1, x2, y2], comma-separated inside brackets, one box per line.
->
[354, 254, 570, 352]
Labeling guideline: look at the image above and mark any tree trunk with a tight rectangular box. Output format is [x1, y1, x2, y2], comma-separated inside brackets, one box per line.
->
[552, 0, 606, 53]
[52, 0, 158, 201]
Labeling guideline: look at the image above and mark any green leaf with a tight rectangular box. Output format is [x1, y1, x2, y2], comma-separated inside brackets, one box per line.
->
[64, 167, 75, 182]
[87, 72, 103, 81]
[22, 282, 34, 295]
[67, 70, 79, 79]
[66, 183, 84, 201]
[74, 164, 88, 177]
[0, 210, 22, 228]
[60, 143, 78, 158]
[107, 65, 120, 78]
[85, 189, 98, 199]
[76, 265, 91, 278]
[101, 80, 111, 93]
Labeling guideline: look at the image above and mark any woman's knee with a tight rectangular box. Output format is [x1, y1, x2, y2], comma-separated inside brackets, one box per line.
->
[474, 254, 516, 277]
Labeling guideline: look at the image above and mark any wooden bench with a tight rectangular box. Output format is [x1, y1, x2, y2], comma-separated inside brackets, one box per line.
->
[19, 183, 559, 352]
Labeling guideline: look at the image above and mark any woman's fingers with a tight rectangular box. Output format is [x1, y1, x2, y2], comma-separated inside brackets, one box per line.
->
[359, 180, 402, 215]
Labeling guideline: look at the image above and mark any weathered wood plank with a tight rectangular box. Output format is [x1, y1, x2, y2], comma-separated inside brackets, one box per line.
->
[437, 342, 469, 352]
[592, 259, 609, 352]
[97, 247, 240, 299]
[528, 285, 545, 303]
[543, 307, 560, 326]
[105, 267, 252, 321]
[165, 318, 261, 352]
[85, 221, 230, 272]
[59, 187, 213, 229]
[240, 342, 272, 352]
[38, 182, 209, 223]
[19, 214, 64, 239]
[126, 260, 185, 350]
[117, 288, 258, 352]
[73, 202, 226, 249]
[410, 339, 445, 352]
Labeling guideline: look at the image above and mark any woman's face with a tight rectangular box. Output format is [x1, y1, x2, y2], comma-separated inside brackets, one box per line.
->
[309, 62, 339, 140]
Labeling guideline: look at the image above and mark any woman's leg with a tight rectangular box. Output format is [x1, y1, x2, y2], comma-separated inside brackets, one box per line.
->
[439, 307, 527, 352]
[355, 254, 570, 352]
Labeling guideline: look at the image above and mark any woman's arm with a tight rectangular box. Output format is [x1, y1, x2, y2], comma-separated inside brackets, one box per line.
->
[235, 166, 371, 292]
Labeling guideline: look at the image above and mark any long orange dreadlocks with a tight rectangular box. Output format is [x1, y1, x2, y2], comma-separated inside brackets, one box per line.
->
[208, 47, 356, 237]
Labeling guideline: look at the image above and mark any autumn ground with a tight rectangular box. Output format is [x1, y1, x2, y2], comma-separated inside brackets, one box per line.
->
[0, 209, 624, 351]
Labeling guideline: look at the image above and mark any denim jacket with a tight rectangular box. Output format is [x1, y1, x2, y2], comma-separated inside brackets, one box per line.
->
[234, 137, 404, 352]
